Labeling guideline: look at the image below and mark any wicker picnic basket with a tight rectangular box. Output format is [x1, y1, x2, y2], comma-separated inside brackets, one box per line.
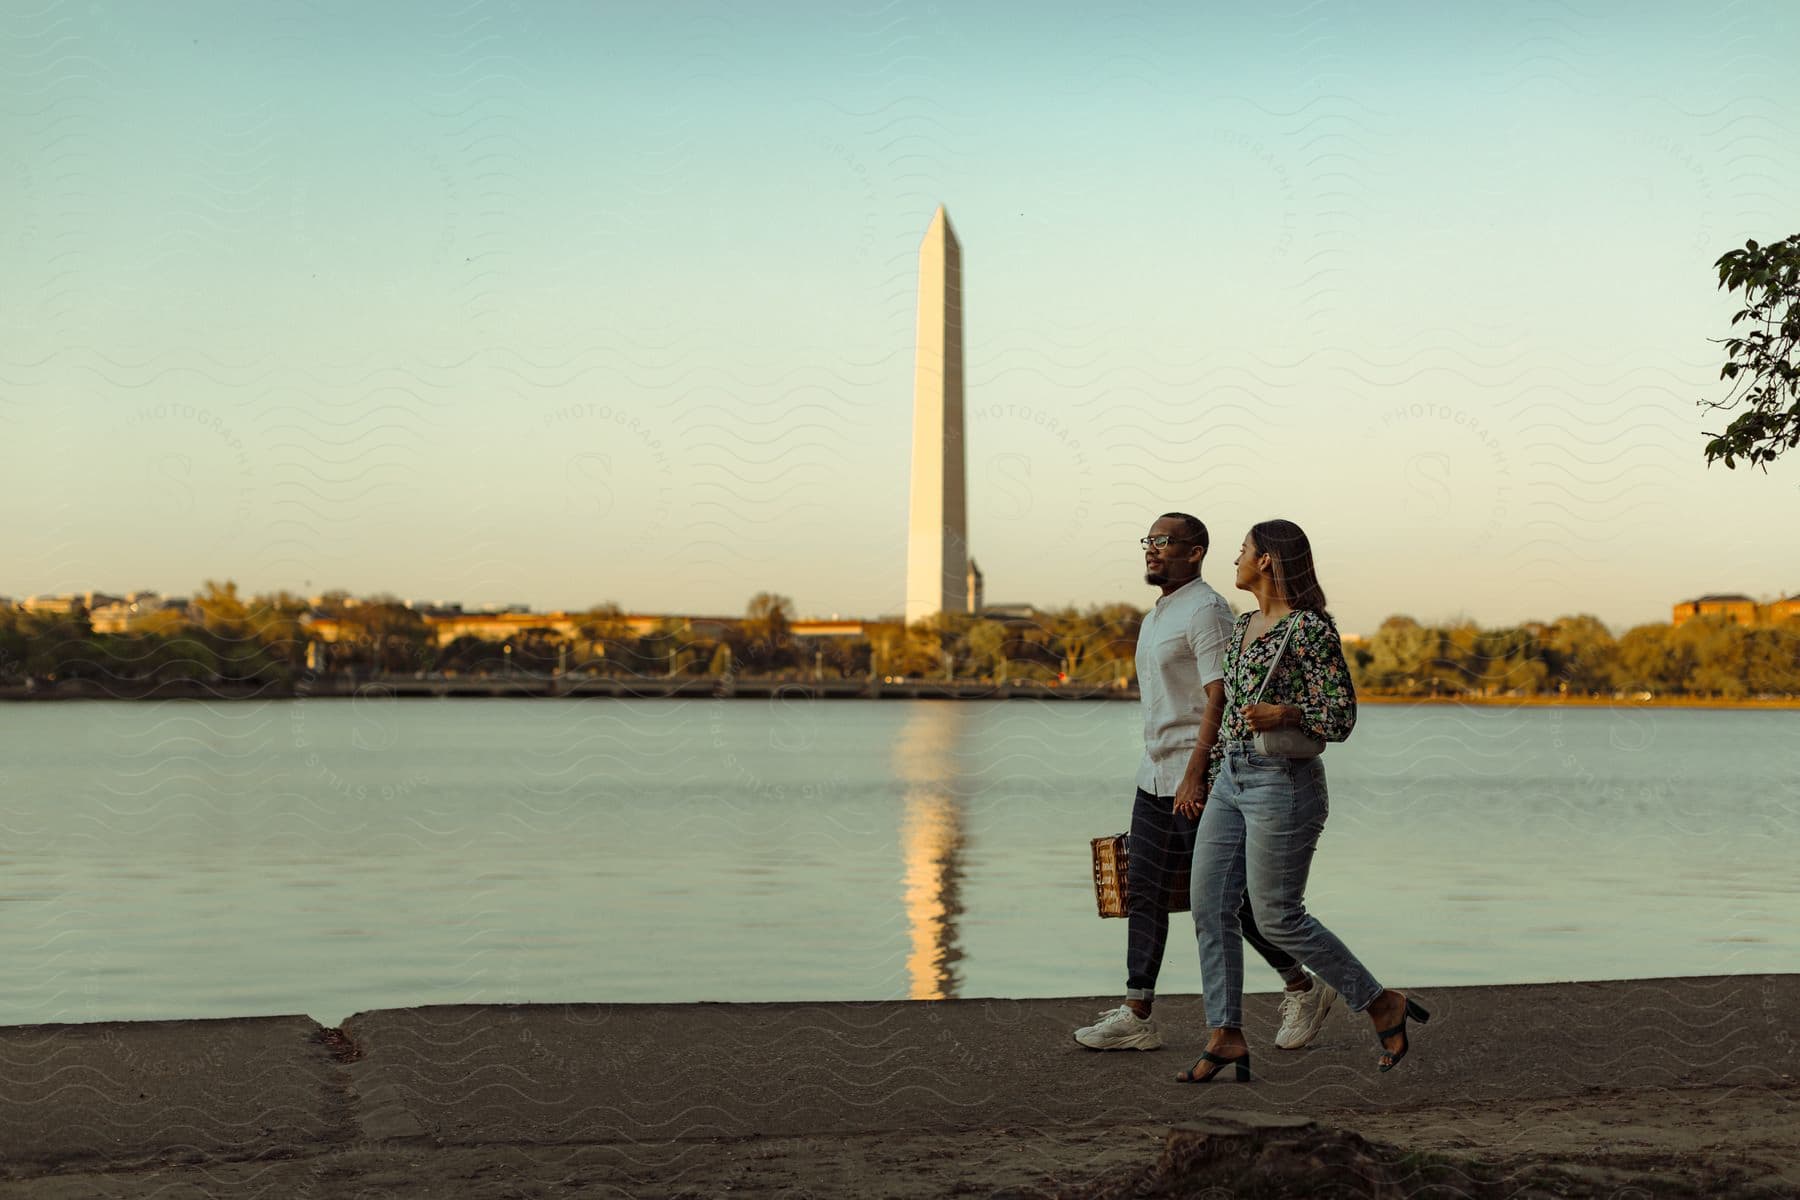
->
[1090, 833, 1190, 918]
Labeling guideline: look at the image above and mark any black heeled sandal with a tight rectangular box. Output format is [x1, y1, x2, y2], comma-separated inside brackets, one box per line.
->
[1376, 996, 1430, 1073]
[1175, 1049, 1252, 1083]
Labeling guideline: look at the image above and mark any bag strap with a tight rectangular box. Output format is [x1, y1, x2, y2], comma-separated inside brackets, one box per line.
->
[1251, 614, 1299, 706]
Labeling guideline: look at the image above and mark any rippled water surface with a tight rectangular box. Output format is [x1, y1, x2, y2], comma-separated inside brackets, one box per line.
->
[3, 699, 1795, 1024]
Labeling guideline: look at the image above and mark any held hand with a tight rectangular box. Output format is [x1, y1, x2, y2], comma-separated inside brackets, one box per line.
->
[1242, 703, 1296, 732]
[1173, 774, 1206, 820]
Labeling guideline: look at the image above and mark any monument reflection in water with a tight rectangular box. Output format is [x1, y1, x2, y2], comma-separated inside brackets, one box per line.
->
[894, 703, 969, 1000]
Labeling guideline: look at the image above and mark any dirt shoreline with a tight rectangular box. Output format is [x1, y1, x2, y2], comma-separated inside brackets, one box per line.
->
[2, 976, 1795, 1197]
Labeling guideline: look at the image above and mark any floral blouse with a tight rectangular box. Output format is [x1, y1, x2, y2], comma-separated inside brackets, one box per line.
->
[1212, 610, 1357, 771]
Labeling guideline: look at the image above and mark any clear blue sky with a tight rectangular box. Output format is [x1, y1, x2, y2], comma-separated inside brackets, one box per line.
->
[5, 1, 1798, 634]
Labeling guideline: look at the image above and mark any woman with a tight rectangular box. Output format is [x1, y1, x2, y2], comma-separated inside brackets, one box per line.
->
[1177, 519, 1427, 1083]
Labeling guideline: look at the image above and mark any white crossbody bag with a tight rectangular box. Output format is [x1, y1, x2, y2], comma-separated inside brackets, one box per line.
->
[1250, 616, 1326, 760]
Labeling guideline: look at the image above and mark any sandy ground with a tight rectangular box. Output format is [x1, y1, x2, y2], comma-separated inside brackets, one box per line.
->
[3, 1087, 1794, 1198]
[2, 977, 1796, 1198]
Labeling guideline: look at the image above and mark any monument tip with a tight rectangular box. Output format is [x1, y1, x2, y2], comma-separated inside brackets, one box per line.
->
[926, 205, 957, 240]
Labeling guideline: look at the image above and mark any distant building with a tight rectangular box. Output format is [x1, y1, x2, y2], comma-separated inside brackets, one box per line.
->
[89, 605, 129, 632]
[1770, 594, 1800, 625]
[1672, 594, 1783, 627]
[88, 591, 176, 633]
[22, 594, 82, 615]
[965, 559, 984, 616]
[20, 591, 171, 627]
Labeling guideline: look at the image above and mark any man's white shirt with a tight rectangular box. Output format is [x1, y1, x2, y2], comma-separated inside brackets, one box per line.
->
[1135, 577, 1235, 796]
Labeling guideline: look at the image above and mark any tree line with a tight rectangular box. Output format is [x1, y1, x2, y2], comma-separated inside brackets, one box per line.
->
[1358, 614, 1800, 699]
[3, 582, 1797, 698]
[0, 585, 1141, 688]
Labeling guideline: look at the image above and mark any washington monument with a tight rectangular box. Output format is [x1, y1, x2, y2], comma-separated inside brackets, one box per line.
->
[905, 207, 969, 625]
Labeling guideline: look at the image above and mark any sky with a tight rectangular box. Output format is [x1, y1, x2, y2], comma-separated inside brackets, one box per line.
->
[5, 0, 1799, 636]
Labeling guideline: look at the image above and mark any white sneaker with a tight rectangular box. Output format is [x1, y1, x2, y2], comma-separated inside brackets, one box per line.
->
[1274, 977, 1339, 1049]
[1073, 1004, 1164, 1051]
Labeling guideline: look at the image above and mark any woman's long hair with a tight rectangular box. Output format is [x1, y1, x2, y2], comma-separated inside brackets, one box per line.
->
[1250, 519, 1329, 615]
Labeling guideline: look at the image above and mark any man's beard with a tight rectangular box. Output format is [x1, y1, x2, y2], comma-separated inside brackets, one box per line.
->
[1144, 570, 1168, 586]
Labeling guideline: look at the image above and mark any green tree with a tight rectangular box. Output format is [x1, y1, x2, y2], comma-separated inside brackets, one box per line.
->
[864, 622, 904, 678]
[148, 632, 219, 683]
[1745, 622, 1800, 695]
[816, 636, 860, 679]
[1677, 616, 1749, 697]
[925, 611, 973, 679]
[1616, 624, 1687, 695]
[574, 602, 635, 672]
[1362, 616, 1438, 692]
[192, 580, 250, 631]
[1008, 618, 1062, 681]
[623, 618, 693, 678]
[20, 612, 97, 681]
[1703, 233, 1800, 469]
[741, 593, 793, 674]
[245, 591, 310, 672]
[1439, 621, 1484, 693]
[131, 607, 192, 638]
[1470, 626, 1548, 696]
[1048, 607, 1104, 682]
[438, 635, 506, 675]
[86, 634, 146, 684]
[1088, 603, 1144, 685]
[965, 620, 1009, 681]
[336, 597, 431, 675]
[0, 607, 27, 680]
[899, 616, 951, 678]
[508, 626, 567, 675]
[1542, 614, 1618, 695]
[189, 581, 293, 683]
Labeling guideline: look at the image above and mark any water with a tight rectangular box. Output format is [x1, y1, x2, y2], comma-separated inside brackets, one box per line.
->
[2, 699, 1795, 1025]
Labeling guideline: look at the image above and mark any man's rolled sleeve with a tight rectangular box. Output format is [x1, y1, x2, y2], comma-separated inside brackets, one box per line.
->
[1186, 603, 1233, 688]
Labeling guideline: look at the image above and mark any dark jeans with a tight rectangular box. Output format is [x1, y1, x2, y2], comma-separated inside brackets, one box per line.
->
[1125, 786, 1298, 998]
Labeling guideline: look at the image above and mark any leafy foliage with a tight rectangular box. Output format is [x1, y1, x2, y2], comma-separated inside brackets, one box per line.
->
[1703, 234, 1800, 469]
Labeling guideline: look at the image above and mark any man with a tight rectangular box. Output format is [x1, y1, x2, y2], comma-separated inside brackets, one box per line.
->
[1073, 513, 1337, 1051]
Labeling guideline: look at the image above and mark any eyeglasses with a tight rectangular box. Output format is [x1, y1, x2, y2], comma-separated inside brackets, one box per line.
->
[1139, 535, 1192, 550]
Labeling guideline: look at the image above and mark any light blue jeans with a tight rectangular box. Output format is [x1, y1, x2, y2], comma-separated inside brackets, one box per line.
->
[1191, 742, 1383, 1029]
